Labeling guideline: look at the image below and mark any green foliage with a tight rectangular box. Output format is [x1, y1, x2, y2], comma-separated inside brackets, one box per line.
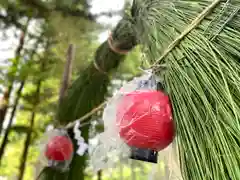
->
[118, 46, 142, 76]
[47, 12, 100, 71]
[7, 58, 19, 76]
[87, 160, 166, 180]
[0, 139, 23, 177]
[0, 134, 42, 179]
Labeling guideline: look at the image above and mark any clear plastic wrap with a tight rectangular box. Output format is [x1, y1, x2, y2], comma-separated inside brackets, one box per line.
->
[90, 71, 175, 172]
[159, 142, 183, 180]
[39, 129, 74, 171]
[147, 142, 183, 180]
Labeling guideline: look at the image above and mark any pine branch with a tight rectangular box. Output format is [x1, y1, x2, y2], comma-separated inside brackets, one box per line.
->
[151, 0, 221, 68]
[133, 0, 240, 179]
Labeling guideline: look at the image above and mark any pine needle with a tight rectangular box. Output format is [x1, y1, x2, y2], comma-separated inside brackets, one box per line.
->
[133, 0, 240, 179]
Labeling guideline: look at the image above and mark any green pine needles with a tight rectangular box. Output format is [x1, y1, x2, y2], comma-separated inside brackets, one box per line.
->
[133, 0, 240, 179]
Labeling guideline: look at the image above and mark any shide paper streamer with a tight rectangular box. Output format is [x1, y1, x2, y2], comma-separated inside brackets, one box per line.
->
[74, 121, 88, 156]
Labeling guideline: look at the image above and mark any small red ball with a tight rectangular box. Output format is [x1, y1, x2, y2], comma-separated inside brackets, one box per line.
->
[116, 90, 175, 151]
[45, 136, 73, 161]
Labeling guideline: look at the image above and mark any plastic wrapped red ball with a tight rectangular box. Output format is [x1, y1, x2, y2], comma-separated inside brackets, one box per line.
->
[116, 90, 175, 151]
[45, 136, 73, 161]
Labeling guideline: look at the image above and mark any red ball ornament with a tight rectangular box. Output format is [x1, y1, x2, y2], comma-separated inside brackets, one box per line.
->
[116, 90, 175, 151]
[45, 136, 73, 161]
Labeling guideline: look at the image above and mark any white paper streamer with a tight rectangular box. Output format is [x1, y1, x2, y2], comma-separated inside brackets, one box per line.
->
[74, 121, 88, 156]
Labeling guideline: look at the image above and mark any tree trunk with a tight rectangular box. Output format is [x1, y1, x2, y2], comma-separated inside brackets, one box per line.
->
[17, 40, 48, 178]
[38, 16, 137, 180]
[0, 89, 10, 126]
[0, 29, 27, 133]
[0, 81, 25, 164]
[58, 44, 74, 104]
[17, 79, 42, 180]
[0, 33, 42, 163]
[97, 171, 102, 180]
[55, 44, 75, 126]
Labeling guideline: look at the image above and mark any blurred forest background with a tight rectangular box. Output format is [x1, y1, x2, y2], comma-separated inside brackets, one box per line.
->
[0, 0, 167, 179]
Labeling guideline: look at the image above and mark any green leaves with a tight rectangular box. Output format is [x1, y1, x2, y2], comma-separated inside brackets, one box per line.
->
[6, 57, 20, 81]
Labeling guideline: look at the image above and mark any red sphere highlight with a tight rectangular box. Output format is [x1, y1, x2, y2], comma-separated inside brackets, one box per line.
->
[116, 90, 175, 151]
[45, 136, 73, 161]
